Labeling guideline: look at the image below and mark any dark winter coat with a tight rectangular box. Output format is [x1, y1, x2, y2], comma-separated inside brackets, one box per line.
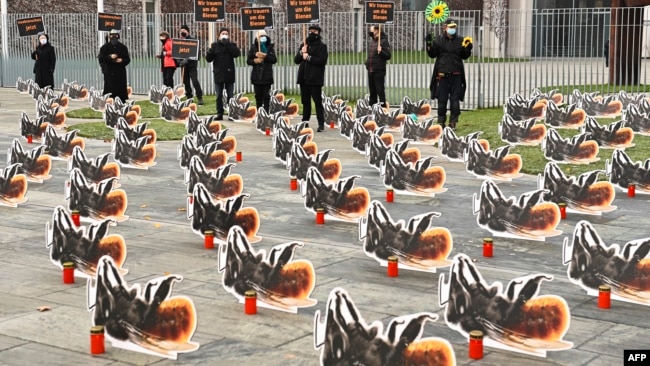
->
[246, 37, 277, 85]
[178, 34, 199, 70]
[426, 32, 472, 101]
[98, 40, 131, 102]
[206, 39, 240, 84]
[364, 32, 391, 72]
[294, 36, 328, 86]
[31, 42, 56, 89]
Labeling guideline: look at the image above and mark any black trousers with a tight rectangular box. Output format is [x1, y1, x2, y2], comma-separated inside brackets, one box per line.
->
[300, 83, 324, 127]
[162, 67, 175, 88]
[254, 84, 272, 112]
[182, 66, 203, 99]
[368, 70, 386, 107]
[436, 74, 463, 122]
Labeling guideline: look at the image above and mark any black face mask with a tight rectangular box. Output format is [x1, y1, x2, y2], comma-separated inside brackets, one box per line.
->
[180, 32, 188, 38]
[110, 37, 119, 45]
[160, 38, 166, 44]
[368, 31, 374, 38]
[307, 33, 320, 43]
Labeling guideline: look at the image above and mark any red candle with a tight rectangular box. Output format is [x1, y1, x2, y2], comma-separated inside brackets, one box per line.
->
[558, 203, 567, 220]
[27, 134, 33, 144]
[386, 188, 394, 203]
[628, 184, 636, 198]
[483, 238, 493, 257]
[187, 194, 194, 205]
[598, 285, 611, 309]
[204, 230, 214, 249]
[469, 330, 483, 360]
[90, 326, 105, 355]
[316, 208, 325, 225]
[329, 121, 335, 129]
[245, 290, 257, 315]
[63, 262, 75, 284]
[236, 151, 242, 162]
[71, 210, 81, 226]
[290, 177, 298, 191]
[265, 127, 271, 136]
[387, 256, 398, 277]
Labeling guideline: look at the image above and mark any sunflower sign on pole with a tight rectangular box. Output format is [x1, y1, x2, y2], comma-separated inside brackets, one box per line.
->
[425, 0, 450, 24]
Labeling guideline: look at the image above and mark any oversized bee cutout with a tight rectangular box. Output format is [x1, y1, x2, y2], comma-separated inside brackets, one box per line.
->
[359, 200, 453, 272]
[88, 87, 112, 112]
[367, 136, 421, 173]
[544, 102, 587, 129]
[572, 89, 622, 118]
[322, 95, 352, 128]
[275, 118, 314, 142]
[88, 256, 199, 359]
[61, 79, 88, 101]
[148, 84, 185, 104]
[227, 92, 257, 121]
[42, 125, 85, 161]
[186, 157, 243, 200]
[542, 129, 599, 164]
[382, 150, 447, 195]
[194, 124, 236, 156]
[582, 117, 634, 149]
[66, 168, 128, 223]
[177, 137, 227, 171]
[563, 220, 650, 306]
[19, 112, 49, 141]
[400, 115, 443, 144]
[270, 88, 286, 102]
[339, 111, 371, 140]
[7, 139, 52, 183]
[273, 129, 316, 164]
[400, 96, 432, 117]
[0, 163, 28, 208]
[314, 287, 455, 366]
[254, 107, 286, 135]
[115, 118, 157, 145]
[503, 94, 547, 120]
[351, 120, 390, 154]
[622, 104, 650, 136]
[269, 94, 299, 117]
[189, 184, 260, 243]
[530, 88, 564, 105]
[372, 103, 407, 131]
[498, 115, 546, 145]
[16, 77, 32, 94]
[617, 90, 646, 110]
[36, 98, 66, 129]
[31, 84, 52, 102]
[473, 180, 561, 240]
[302, 167, 370, 222]
[354, 94, 373, 118]
[104, 100, 140, 128]
[464, 139, 523, 181]
[606, 149, 650, 194]
[160, 96, 196, 123]
[439, 254, 573, 356]
[539, 162, 616, 215]
[218, 226, 316, 313]
[46, 206, 126, 278]
[69, 146, 120, 185]
[186, 112, 222, 136]
[287, 143, 341, 182]
[438, 128, 488, 162]
[112, 130, 156, 169]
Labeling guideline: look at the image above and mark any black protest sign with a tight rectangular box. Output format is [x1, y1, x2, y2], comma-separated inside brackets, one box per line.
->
[365, 1, 395, 24]
[286, 0, 320, 25]
[241, 7, 274, 31]
[97, 13, 123, 31]
[16, 17, 45, 37]
[171, 38, 200, 59]
[194, 0, 225, 22]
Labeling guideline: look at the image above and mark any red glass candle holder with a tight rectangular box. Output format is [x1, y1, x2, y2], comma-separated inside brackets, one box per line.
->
[27, 134, 33, 144]
[469, 330, 484, 359]
[63, 261, 75, 284]
[265, 127, 271, 136]
[316, 208, 325, 225]
[236, 151, 242, 162]
[628, 184, 636, 198]
[245, 290, 257, 315]
[558, 203, 567, 220]
[90, 325, 105, 355]
[386, 188, 394, 203]
[329, 121, 335, 129]
[290, 177, 298, 191]
[204, 230, 215, 249]
[598, 285, 611, 309]
[387, 256, 398, 277]
[71, 210, 81, 226]
[483, 238, 493, 257]
[187, 194, 194, 205]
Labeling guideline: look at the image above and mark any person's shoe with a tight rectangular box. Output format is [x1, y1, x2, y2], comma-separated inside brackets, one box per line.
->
[317, 126, 324, 132]
[197, 98, 204, 106]
[302, 121, 310, 128]
[449, 122, 457, 130]
[215, 114, 223, 121]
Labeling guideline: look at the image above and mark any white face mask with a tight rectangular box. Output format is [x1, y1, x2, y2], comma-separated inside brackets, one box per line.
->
[39, 38, 47, 45]
[447, 28, 457, 36]
[259, 36, 267, 43]
[220, 34, 228, 40]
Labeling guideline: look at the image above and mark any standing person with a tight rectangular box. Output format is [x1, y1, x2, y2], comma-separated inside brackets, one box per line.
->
[31, 31, 56, 89]
[294, 24, 328, 132]
[178, 25, 203, 105]
[156, 31, 176, 88]
[604, 39, 609, 68]
[98, 29, 130, 102]
[246, 30, 277, 112]
[426, 19, 472, 130]
[364, 25, 391, 108]
[206, 28, 240, 120]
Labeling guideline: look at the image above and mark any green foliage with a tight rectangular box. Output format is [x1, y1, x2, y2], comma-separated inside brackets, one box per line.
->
[70, 119, 186, 141]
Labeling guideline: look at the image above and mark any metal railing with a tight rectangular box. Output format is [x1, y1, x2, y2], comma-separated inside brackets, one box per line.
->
[2, 7, 649, 109]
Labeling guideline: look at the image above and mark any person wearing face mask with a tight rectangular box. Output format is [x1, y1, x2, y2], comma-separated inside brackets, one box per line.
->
[246, 30, 277, 112]
[364, 25, 391, 109]
[206, 28, 240, 120]
[98, 29, 131, 102]
[156, 31, 176, 88]
[31, 32, 56, 89]
[178, 25, 204, 105]
[426, 19, 472, 130]
[294, 24, 328, 132]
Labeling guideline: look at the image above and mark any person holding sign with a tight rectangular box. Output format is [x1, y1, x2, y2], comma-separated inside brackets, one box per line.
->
[98, 29, 131, 102]
[156, 31, 176, 88]
[426, 19, 472, 130]
[178, 25, 204, 106]
[206, 28, 240, 120]
[364, 25, 391, 109]
[31, 32, 56, 89]
[294, 25, 328, 132]
[246, 30, 277, 112]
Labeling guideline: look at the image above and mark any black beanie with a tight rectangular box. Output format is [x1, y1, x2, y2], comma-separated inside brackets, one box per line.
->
[220, 28, 229, 34]
[181, 25, 190, 32]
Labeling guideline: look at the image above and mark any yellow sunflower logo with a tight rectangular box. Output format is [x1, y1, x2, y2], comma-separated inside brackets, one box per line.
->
[425, 1, 450, 25]
[463, 36, 473, 47]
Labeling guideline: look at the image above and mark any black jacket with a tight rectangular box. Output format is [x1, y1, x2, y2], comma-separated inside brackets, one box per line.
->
[31, 42, 56, 88]
[426, 32, 472, 101]
[364, 32, 391, 72]
[246, 37, 277, 85]
[98, 41, 131, 101]
[206, 39, 240, 84]
[294, 37, 328, 86]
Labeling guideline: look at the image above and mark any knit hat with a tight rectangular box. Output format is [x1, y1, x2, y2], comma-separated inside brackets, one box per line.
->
[109, 29, 120, 35]
[444, 19, 457, 27]
[181, 25, 190, 32]
[257, 30, 267, 37]
[308, 24, 322, 32]
[220, 28, 230, 35]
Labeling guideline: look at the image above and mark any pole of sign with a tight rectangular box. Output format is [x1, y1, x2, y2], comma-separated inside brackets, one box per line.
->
[257, 32, 261, 53]
[303, 24, 306, 48]
[1, 0, 8, 72]
[378, 25, 381, 53]
[33, 36, 38, 60]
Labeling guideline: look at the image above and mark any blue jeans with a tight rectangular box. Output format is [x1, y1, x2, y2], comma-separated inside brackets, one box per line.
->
[215, 82, 234, 115]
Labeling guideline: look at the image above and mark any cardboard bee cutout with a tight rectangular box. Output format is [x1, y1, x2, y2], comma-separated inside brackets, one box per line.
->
[273, 129, 316, 164]
[439, 128, 488, 162]
[36, 98, 66, 129]
[68, 146, 120, 185]
[148, 84, 184, 105]
[194, 124, 236, 156]
[269, 94, 299, 118]
[88, 256, 199, 359]
[464, 140, 523, 181]
[255, 107, 286, 135]
[19, 112, 48, 142]
[382, 150, 447, 196]
[0, 163, 28, 208]
[302, 167, 370, 222]
[530, 88, 564, 105]
[400, 96, 432, 118]
[66, 168, 128, 223]
[617, 90, 646, 110]
[359, 200, 453, 272]
[564, 221, 650, 306]
[473, 180, 561, 241]
[8, 139, 52, 183]
[365, 132, 395, 171]
[160, 96, 196, 123]
[287, 143, 341, 182]
[539, 162, 616, 215]
[400, 115, 443, 144]
[440, 254, 573, 357]
[314, 287, 455, 366]
[504, 93, 547, 121]
[582, 117, 634, 149]
[185, 157, 243, 200]
[369, 138, 421, 174]
[499, 115, 546, 145]
[544, 102, 587, 129]
[218, 226, 316, 313]
[275, 117, 314, 142]
[42, 125, 85, 161]
[227, 92, 256, 122]
[104, 100, 140, 128]
[115, 118, 157, 145]
[354, 94, 373, 118]
[61, 79, 89, 101]
[46, 206, 126, 278]
[112, 130, 157, 169]
[322, 94, 352, 128]
[16, 77, 32, 94]
[372, 104, 406, 131]
[623, 104, 650, 136]
[542, 128, 599, 164]
[87, 87, 113, 112]
[177, 137, 227, 171]
[351, 120, 389, 155]
[340, 112, 371, 141]
[186, 112, 222, 136]
[30, 84, 52, 102]
[606, 149, 650, 194]
[189, 184, 261, 243]
[572, 89, 622, 118]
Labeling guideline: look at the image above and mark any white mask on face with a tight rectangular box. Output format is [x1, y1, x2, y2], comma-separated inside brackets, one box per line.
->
[259, 36, 267, 43]
[39, 39, 47, 45]
[447, 28, 457, 36]
[220, 34, 228, 40]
